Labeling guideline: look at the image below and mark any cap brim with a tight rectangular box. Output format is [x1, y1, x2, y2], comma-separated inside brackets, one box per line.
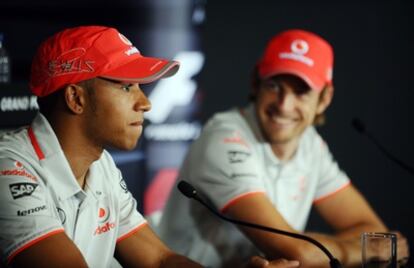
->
[101, 56, 179, 84]
[259, 65, 325, 92]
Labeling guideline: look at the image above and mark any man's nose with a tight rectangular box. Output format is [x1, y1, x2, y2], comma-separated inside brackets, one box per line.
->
[134, 90, 151, 112]
[275, 90, 295, 111]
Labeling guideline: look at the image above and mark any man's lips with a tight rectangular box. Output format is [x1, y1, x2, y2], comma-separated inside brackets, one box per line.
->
[270, 116, 296, 125]
[130, 120, 144, 126]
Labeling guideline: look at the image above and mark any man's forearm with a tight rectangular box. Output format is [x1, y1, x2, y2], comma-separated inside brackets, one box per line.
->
[160, 253, 203, 268]
[304, 232, 361, 267]
[302, 217, 387, 266]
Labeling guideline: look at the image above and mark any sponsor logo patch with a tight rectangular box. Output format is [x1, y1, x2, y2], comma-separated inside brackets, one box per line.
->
[57, 207, 66, 224]
[98, 206, 110, 223]
[120, 179, 128, 193]
[9, 183, 38, 199]
[14, 161, 23, 169]
[125, 47, 140, 56]
[47, 48, 94, 78]
[94, 222, 116, 235]
[94, 206, 116, 235]
[279, 39, 314, 67]
[227, 150, 251, 163]
[223, 131, 250, 149]
[118, 33, 133, 46]
[17, 205, 47, 216]
[1, 168, 38, 182]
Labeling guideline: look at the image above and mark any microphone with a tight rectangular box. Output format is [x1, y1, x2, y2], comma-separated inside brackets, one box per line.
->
[178, 180, 343, 268]
[352, 118, 414, 176]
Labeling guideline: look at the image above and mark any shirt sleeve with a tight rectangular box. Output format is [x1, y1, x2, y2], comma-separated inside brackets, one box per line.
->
[0, 157, 64, 264]
[313, 134, 351, 202]
[113, 168, 147, 242]
[186, 126, 266, 212]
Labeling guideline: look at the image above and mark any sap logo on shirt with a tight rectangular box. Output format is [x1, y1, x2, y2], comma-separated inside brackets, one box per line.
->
[9, 182, 38, 199]
[17, 205, 47, 216]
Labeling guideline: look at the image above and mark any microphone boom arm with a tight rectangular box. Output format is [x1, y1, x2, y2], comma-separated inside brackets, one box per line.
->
[178, 180, 343, 268]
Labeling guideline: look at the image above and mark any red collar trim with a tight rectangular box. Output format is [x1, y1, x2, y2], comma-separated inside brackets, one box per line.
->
[28, 127, 45, 160]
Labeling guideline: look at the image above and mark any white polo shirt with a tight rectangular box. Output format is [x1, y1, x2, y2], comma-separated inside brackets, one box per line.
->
[0, 113, 147, 267]
[158, 104, 351, 267]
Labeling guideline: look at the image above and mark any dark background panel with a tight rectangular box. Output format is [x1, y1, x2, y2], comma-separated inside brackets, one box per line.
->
[0, 0, 413, 265]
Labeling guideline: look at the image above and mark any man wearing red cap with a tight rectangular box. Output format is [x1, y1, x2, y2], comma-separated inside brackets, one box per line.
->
[158, 29, 409, 267]
[0, 26, 299, 268]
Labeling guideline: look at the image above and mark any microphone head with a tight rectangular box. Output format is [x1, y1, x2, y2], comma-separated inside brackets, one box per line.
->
[177, 180, 197, 199]
[351, 118, 366, 134]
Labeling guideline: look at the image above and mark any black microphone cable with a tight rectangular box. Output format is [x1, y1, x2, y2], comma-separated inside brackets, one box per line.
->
[352, 118, 414, 176]
[178, 180, 343, 268]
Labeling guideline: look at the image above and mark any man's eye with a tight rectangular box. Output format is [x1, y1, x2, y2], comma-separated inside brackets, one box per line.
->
[263, 81, 280, 92]
[121, 84, 132, 92]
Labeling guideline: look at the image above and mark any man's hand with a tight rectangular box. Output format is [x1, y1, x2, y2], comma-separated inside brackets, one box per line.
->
[247, 256, 300, 268]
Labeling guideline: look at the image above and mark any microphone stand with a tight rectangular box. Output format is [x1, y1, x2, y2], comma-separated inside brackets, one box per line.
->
[352, 118, 414, 175]
[178, 180, 343, 268]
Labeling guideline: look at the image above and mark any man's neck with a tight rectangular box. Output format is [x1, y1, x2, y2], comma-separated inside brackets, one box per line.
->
[48, 115, 102, 189]
[270, 138, 299, 162]
[62, 145, 101, 188]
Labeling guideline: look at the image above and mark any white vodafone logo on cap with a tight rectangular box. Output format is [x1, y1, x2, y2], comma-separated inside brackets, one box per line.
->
[279, 39, 314, 66]
[291, 39, 309, 55]
[118, 33, 133, 46]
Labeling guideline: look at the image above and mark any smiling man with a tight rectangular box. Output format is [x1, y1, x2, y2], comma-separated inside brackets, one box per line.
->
[158, 29, 409, 267]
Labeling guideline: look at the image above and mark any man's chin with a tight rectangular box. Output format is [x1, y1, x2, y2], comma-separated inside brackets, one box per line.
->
[267, 132, 298, 145]
[107, 140, 139, 151]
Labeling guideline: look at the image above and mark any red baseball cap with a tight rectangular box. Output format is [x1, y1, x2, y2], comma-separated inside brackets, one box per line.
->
[30, 25, 180, 97]
[257, 29, 334, 92]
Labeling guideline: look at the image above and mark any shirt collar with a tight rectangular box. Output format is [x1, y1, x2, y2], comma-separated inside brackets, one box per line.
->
[30, 113, 103, 201]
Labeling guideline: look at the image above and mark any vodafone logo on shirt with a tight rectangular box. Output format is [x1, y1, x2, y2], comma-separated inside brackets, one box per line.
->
[1, 161, 38, 182]
[94, 206, 116, 235]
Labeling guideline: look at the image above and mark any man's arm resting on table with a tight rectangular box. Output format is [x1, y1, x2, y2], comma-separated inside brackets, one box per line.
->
[225, 185, 388, 268]
[115, 224, 202, 268]
[314, 185, 409, 266]
[4, 224, 301, 268]
[8, 232, 88, 268]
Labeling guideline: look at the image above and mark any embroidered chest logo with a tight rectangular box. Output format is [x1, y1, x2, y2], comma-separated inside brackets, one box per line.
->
[94, 206, 116, 235]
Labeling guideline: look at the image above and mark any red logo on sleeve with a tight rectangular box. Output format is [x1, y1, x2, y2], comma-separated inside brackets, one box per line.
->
[223, 131, 250, 149]
[1, 162, 37, 182]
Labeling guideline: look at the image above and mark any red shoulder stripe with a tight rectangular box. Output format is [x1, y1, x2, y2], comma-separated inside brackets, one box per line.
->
[28, 127, 45, 160]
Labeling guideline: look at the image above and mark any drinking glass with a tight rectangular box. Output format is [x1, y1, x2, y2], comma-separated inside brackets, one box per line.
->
[362, 232, 397, 268]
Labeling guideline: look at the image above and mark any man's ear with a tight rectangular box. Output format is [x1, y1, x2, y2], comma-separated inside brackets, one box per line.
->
[316, 85, 334, 115]
[63, 84, 87, 114]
